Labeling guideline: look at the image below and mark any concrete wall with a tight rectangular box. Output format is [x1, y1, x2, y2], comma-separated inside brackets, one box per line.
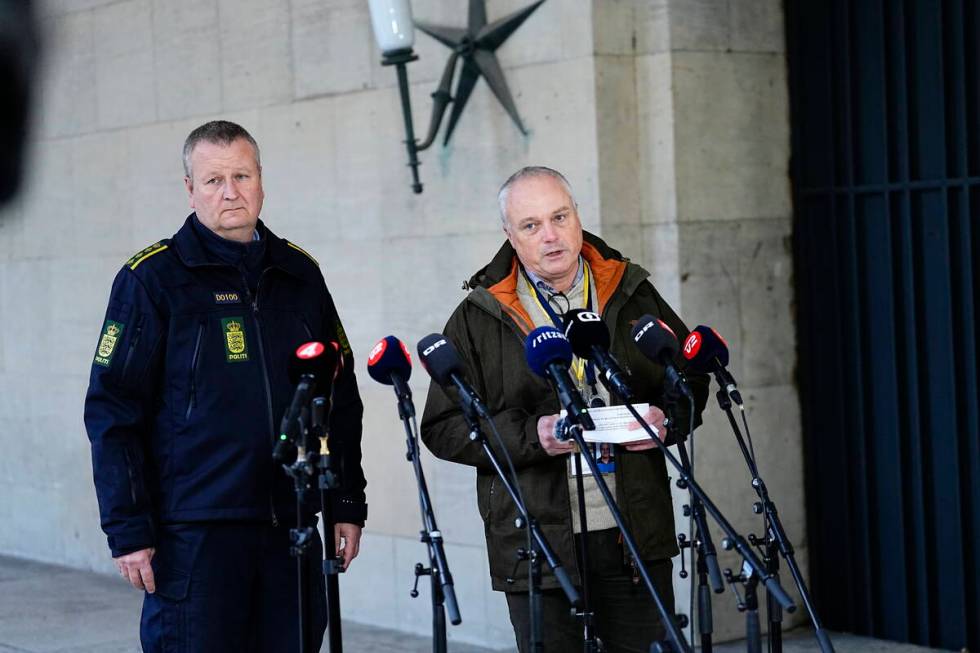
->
[0, 0, 803, 647]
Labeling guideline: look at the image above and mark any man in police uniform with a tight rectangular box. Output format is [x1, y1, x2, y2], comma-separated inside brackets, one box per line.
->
[84, 121, 366, 652]
[421, 167, 708, 652]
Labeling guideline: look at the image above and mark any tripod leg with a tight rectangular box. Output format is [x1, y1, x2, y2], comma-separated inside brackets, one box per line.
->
[697, 574, 713, 653]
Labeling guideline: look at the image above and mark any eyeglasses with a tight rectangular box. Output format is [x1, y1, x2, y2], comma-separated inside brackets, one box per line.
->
[545, 290, 570, 316]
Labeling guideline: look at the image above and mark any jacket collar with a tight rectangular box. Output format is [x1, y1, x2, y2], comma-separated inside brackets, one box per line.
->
[465, 231, 648, 335]
[171, 213, 309, 279]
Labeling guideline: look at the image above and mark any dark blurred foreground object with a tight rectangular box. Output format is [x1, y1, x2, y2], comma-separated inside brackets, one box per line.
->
[0, 0, 40, 205]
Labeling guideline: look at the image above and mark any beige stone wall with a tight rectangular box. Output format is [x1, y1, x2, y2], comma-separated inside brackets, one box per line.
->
[0, 0, 803, 647]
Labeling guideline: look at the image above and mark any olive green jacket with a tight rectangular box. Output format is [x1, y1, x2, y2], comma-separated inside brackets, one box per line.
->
[419, 232, 709, 592]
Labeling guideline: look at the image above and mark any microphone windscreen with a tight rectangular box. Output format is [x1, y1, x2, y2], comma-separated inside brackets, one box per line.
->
[525, 326, 574, 378]
[417, 334, 464, 386]
[682, 325, 730, 372]
[631, 315, 679, 364]
[367, 335, 412, 385]
[288, 341, 340, 391]
[562, 309, 610, 360]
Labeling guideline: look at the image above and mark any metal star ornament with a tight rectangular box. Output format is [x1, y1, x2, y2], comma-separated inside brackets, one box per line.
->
[415, 0, 546, 145]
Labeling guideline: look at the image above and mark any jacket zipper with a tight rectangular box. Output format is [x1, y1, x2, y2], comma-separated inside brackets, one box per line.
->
[486, 476, 496, 521]
[184, 321, 205, 420]
[495, 284, 630, 584]
[246, 274, 279, 527]
[120, 318, 144, 380]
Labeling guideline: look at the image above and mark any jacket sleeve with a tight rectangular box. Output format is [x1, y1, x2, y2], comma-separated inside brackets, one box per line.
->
[420, 303, 553, 472]
[320, 285, 367, 526]
[648, 284, 710, 444]
[83, 268, 164, 558]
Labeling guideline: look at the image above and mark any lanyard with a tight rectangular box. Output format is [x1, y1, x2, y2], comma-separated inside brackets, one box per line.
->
[523, 265, 598, 389]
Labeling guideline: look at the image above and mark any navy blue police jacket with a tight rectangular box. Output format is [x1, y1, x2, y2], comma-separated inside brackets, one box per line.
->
[84, 215, 367, 558]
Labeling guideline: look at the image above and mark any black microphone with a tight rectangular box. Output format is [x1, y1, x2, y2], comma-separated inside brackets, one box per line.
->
[416, 334, 491, 420]
[367, 335, 415, 418]
[275, 341, 339, 462]
[524, 326, 595, 430]
[289, 340, 341, 387]
[682, 326, 743, 406]
[630, 315, 693, 401]
[562, 308, 634, 401]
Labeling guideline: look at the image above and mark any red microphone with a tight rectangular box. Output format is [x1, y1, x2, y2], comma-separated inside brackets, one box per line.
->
[276, 341, 340, 462]
[367, 335, 415, 418]
[681, 326, 741, 406]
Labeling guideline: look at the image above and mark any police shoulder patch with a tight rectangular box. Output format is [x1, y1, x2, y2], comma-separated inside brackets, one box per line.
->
[286, 241, 319, 267]
[94, 320, 124, 367]
[221, 317, 250, 362]
[126, 241, 169, 270]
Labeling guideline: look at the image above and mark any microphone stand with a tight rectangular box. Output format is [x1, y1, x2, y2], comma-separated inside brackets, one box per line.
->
[711, 379, 834, 653]
[662, 392, 724, 653]
[608, 400, 798, 623]
[283, 406, 317, 653]
[569, 435, 600, 653]
[562, 423, 691, 653]
[459, 400, 581, 653]
[313, 396, 345, 653]
[396, 383, 461, 653]
[723, 561, 762, 653]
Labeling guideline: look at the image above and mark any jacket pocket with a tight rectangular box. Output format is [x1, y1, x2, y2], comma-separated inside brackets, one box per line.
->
[152, 524, 207, 601]
[184, 321, 206, 421]
[119, 316, 145, 383]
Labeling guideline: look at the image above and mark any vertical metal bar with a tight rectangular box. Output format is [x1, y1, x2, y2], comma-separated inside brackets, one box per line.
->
[943, 5, 979, 647]
[910, 2, 969, 647]
[969, 1, 980, 178]
[837, 0, 877, 633]
[826, 3, 849, 630]
[394, 61, 424, 194]
[944, 0, 968, 179]
[861, 193, 910, 642]
[965, 182, 980, 651]
[854, 0, 915, 639]
[885, 2, 933, 644]
[916, 189, 967, 647]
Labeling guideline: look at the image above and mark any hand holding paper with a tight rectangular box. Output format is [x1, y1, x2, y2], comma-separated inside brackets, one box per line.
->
[623, 404, 667, 451]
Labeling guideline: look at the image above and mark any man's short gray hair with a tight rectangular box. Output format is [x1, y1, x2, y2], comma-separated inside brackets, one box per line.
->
[182, 120, 261, 178]
[497, 166, 577, 226]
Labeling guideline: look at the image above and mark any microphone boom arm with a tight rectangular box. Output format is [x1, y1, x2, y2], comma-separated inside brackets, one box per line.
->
[619, 399, 797, 614]
[461, 408, 582, 611]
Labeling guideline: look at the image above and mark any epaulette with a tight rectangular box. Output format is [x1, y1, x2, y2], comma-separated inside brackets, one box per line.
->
[285, 241, 319, 267]
[125, 240, 169, 270]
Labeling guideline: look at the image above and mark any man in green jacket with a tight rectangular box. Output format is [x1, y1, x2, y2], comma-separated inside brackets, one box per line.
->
[420, 166, 708, 652]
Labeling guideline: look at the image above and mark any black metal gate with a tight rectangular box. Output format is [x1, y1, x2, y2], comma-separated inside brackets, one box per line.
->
[786, 0, 979, 649]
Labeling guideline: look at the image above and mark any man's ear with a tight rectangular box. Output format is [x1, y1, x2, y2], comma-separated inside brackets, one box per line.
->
[184, 176, 194, 208]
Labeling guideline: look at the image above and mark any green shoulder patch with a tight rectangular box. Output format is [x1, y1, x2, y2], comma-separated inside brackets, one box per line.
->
[126, 241, 169, 270]
[286, 241, 319, 267]
[94, 320, 124, 367]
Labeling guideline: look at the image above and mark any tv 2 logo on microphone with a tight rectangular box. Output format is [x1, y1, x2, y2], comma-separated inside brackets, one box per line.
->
[577, 312, 601, 322]
[683, 332, 702, 358]
[369, 337, 412, 366]
[368, 339, 387, 364]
